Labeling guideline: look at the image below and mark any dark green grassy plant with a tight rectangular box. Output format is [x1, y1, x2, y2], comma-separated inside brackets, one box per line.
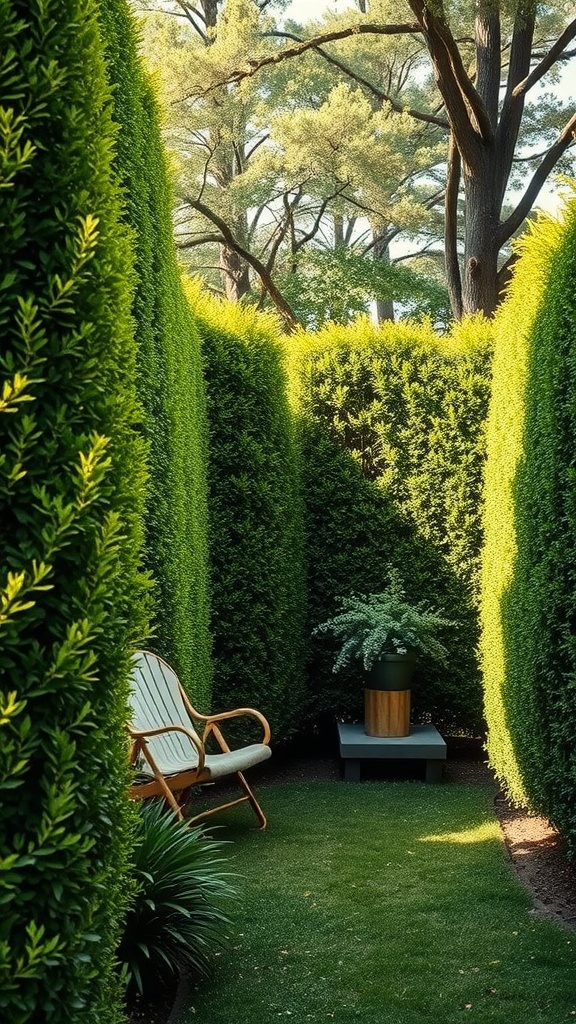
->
[118, 802, 236, 998]
[181, 782, 576, 1024]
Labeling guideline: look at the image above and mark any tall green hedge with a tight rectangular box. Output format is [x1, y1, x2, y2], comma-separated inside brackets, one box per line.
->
[481, 199, 576, 849]
[288, 317, 492, 734]
[97, 0, 212, 705]
[0, 1, 149, 1020]
[189, 287, 307, 742]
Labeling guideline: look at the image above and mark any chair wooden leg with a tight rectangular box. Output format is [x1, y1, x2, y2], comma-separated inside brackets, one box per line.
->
[236, 771, 267, 830]
[136, 748, 186, 820]
[159, 781, 185, 820]
[172, 786, 192, 813]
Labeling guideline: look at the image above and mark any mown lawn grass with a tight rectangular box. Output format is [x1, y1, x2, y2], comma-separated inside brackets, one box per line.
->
[180, 781, 576, 1023]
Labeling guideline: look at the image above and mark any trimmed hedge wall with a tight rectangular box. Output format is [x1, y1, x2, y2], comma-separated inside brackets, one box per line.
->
[0, 1, 149, 1020]
[481, 200, 576, 850]
[189, 288, 307, 742]
[288, 317, 492, 734]
[97, 0, 212, 705]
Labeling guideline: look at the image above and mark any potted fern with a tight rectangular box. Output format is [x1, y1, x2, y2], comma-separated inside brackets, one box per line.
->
[313, 576, 453, 736]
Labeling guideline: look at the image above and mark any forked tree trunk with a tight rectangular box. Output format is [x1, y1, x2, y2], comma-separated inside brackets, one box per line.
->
[406, 0, 575, 321]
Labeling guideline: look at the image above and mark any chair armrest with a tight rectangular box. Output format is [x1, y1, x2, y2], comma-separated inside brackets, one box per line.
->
[177, 686, 271, 747]
[201, 708, 271, 747]
[128, 723, 205, 772]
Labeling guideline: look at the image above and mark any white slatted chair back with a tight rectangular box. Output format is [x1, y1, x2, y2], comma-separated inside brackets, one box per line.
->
[131, 650, 200, 775]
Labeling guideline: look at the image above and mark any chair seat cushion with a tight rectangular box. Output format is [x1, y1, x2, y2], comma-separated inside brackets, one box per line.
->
[138, 743, 272, 781]
[203, 743, 272, 779]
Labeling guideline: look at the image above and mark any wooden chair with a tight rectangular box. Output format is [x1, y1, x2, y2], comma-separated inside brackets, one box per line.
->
[128, 650, 272, 829]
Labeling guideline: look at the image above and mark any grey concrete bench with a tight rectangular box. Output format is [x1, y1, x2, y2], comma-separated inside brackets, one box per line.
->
[337, 722, 447, 783]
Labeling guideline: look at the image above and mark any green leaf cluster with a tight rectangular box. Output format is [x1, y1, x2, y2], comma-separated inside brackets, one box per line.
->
[0, 0, 150, 1019]
[97, 0, 212, 707]
[278, 245, 452, 331]
[288, 315, 492, 733]
[481, 189, 576, 852]
[188, 286, 307, 744]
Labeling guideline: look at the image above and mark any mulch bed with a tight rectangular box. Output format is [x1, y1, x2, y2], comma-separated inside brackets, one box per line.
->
[494, 796, 576, 930]
[127, 739, 576, 1023]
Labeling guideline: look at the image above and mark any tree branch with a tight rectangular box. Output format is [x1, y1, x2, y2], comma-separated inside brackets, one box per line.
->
[265, 190, 302, 272]
[294, 186, 350, 252]
[247, 201, 272, 242]
[245, 133, 269, 161]
[499, 110, 576, 244]
[474, 7, 500, 130]
[268, 31, 449, 130]
[185, 196, 300, 331]
[208, 23, 421, 90]
[176, 231, 226, 247]
[496, 7, 536, 206]
[344, 216, 357, 246]
[513, 18, 576, 99]
[173, 0, 207, 41]
[408, 0, 494, 154]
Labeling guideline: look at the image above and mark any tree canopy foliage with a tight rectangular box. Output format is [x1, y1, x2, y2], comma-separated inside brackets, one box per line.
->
[132, 0, 448, 325]
[134, 0, 576, 324]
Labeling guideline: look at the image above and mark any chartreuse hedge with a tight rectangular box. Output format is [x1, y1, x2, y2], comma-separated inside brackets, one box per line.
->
[482, 197, 576, 849]
[0, 0, 149, 1020]
[287, 317, 492, 734]
[187, 286, 307, 743]
[96, 0, 211, 705]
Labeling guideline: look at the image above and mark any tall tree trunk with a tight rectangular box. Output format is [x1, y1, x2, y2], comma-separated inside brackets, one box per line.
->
[462, 153, 500, 317]
[333, 213, 344, 247]
[372, 227, 394, 323]
[220, 243, 251, 302]
[201, 0, 218, 31]
[203, 0, 252, 301]
[445, 132, 463, 319]
[212, 154, 252, 301]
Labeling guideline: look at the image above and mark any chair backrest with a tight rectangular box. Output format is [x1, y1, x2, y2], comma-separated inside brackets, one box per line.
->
[130, 650, 200, 772]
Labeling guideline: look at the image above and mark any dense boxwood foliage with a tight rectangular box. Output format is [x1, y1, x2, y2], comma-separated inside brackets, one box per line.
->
[0, 1, 149, 1020]
[189, 288, 307, 742]
[97, 0, 212, 705]
[288, 317, 492, 733]
[481, 199, 576, 849]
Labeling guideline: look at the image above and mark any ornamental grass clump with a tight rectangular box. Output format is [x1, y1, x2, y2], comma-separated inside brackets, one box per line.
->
[118, 801, 237, 999]
[314, 577, 454, 673]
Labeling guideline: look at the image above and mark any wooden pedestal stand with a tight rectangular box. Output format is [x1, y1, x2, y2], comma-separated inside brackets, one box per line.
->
[364, 688, 410, 737]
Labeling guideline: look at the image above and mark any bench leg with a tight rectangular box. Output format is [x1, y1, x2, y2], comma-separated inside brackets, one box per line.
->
[426, 759, 443, 783]
[343, 758, 361, 782]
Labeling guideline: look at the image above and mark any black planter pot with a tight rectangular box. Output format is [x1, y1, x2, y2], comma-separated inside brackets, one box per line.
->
[367, 653, 417, 692]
